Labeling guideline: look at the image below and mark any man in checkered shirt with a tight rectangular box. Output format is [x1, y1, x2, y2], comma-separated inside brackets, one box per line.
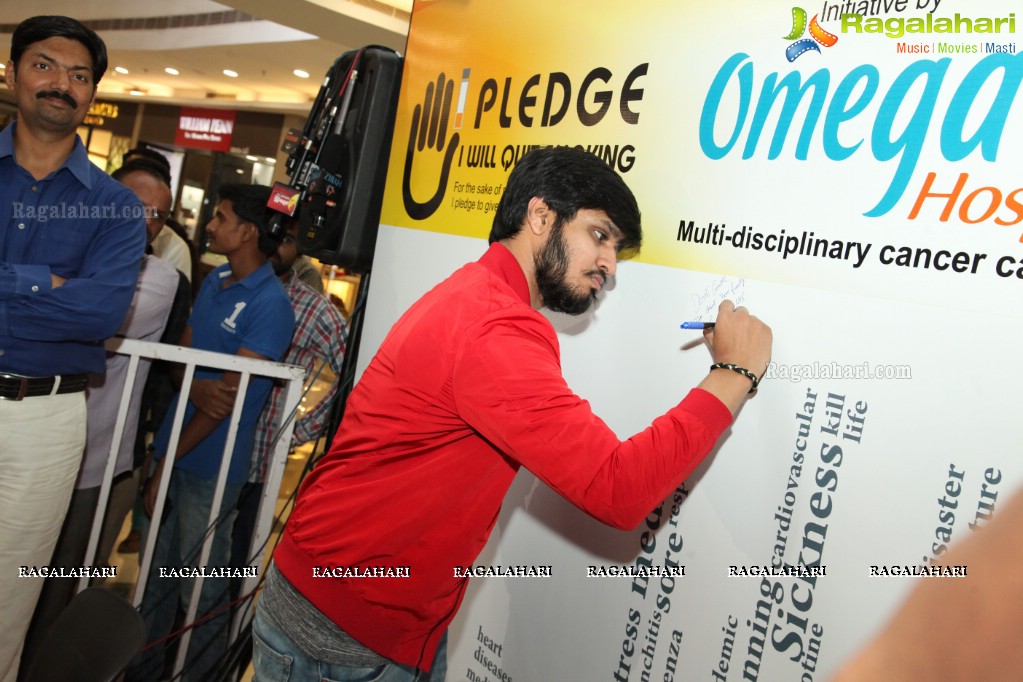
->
[230, 216, 348, 577]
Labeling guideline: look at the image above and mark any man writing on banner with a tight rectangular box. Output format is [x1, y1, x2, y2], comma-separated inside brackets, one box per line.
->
[254, 146, 772, 680]
[0, 15, 145, 680]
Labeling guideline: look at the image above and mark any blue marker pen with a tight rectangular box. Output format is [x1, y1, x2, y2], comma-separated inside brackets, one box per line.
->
[680, 322, 715, 330]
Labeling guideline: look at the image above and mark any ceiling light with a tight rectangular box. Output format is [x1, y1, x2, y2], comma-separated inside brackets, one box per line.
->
[223, 69, 239, 78]
[293, 69, 310, 78]
[165, 67, 179, 76]
[129, 89, 145, 96]
[115, 66, 129, 75]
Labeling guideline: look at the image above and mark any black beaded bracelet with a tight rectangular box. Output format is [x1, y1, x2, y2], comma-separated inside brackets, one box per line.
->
[710, 362, 760, 394]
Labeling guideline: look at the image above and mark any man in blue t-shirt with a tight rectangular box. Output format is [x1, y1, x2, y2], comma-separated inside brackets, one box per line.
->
[129, 183, 294, 682]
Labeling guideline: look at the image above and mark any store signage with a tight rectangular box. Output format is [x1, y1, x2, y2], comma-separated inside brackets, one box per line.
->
[83, 101, 119, 126]
[174, 106, 236, 152]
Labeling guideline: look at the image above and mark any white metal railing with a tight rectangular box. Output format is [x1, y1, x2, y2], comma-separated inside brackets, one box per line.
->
[86, 337, 306, 680]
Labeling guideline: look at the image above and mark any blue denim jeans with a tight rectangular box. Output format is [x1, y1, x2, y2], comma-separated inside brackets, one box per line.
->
[252, 606, 448, 682]
[127, 469, 244, 682]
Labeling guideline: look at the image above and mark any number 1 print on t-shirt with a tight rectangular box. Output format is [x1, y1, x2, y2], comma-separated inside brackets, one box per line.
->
[222, 301, 246, 331]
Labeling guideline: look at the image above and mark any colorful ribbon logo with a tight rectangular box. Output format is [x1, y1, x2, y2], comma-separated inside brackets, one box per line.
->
[784, 7, 838, 62]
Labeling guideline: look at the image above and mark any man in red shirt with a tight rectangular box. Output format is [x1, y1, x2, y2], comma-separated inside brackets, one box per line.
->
[254, 146, 772, 681]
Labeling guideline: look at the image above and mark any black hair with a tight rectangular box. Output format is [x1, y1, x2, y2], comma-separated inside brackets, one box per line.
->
[112, 158, 171, 187]
[11, 15, 108, 85]
[216, 183, 281, 256]
[489, 146, 642, 255]
[124, 146, 172, 178]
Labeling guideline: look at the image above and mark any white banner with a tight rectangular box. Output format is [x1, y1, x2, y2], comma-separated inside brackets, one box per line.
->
[362, 1, 1023, 679]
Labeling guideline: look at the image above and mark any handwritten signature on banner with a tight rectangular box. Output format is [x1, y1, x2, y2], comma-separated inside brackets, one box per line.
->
[691, 276, 746, 321]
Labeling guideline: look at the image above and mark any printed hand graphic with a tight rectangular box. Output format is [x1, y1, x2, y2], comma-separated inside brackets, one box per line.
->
[402, 73, 461, 220]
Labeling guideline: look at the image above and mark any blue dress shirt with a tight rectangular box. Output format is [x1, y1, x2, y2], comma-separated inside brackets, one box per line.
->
[0, 122, 146, 375]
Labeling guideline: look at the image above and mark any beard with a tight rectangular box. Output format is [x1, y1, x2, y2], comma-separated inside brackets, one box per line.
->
[271, 254, 291, 276]
[534, 223, 602, 316]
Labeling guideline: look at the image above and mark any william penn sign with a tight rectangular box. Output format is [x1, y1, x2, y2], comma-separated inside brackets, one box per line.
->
[174, 106, 236, 152]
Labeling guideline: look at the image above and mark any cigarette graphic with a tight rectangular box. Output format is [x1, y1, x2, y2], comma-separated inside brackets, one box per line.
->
[454, 68, 470, 130]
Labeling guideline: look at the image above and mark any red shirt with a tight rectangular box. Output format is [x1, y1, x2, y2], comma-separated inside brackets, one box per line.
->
[274, 242, 732, 670]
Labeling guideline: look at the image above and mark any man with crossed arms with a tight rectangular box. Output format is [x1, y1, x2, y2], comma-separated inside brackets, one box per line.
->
[0, 16, 145, 678]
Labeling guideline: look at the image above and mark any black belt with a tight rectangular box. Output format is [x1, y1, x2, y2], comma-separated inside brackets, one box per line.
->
[0, 373, 89, 401]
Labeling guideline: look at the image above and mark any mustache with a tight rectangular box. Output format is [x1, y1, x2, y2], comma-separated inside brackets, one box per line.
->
[36, 90, 78, 108]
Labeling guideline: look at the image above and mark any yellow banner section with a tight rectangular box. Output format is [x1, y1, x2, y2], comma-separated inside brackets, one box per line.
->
[382, 0, 1023, 314]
